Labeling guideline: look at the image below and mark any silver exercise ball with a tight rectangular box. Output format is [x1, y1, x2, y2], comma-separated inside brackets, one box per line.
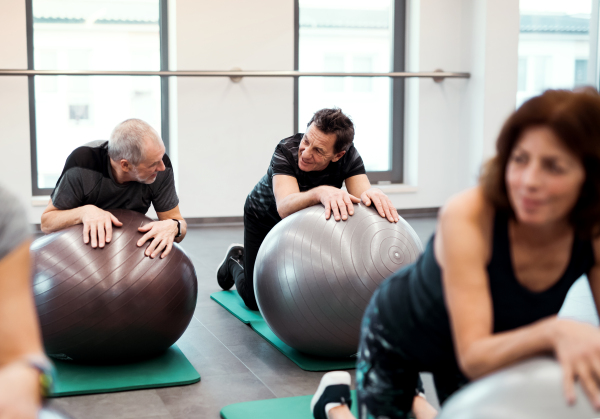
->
[438, 357, 596, 419]
[39, 407, 74, 419]
[253, 203, 423, 357]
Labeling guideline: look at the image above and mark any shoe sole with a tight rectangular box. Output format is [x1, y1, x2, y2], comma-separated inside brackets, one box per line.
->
[310, 371, 352, 412]
[216, 243, 244, 279]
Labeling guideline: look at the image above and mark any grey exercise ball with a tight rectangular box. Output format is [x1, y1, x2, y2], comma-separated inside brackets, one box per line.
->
[39, 407, 74, 419]
[253, 203, 423, 357]
[437, 357, 596, 419]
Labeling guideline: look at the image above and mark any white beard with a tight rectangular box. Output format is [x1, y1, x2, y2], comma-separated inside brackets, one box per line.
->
[131, 166, 157, 184]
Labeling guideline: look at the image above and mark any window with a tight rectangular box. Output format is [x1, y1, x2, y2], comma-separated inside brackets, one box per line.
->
[27, 0, 168, 194]
[296, 0, 405, 182]
[517, 0, 592, 107]
[517, 57, 528, 92]
[575, 59, 589, 85]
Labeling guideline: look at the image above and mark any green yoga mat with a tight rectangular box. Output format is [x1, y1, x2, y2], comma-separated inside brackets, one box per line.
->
[250, 321, 356, 371]
[210, 291, 356, 371]
[50, 344, 200, 397]
[221, 390, 358, 419]
[210, 290, 264, 323]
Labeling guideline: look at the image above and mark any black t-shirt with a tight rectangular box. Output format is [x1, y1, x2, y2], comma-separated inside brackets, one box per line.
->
[245, 134, 366, 225]
[51, 141, 179, 214]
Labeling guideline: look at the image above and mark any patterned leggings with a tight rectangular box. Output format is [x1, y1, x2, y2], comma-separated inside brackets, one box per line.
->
[356, 291, 468, 419]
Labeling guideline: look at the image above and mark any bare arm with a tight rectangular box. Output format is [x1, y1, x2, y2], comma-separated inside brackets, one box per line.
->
[273, 175, 317, 218]
[137, 205, 187, 259]
[41, 201, 123, 248]
[345, 174, 399, 222]
[156, 205, 187, 243]
[273, 175, 360, 221]
[0, 241, 44, 364]
[344, 174, 372, 197]
[0, 240, 46, 417]
[438, 188, 556, 379]
[41, 201, 86, 233]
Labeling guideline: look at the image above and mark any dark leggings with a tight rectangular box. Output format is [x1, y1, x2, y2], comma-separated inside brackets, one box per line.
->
[356, 290, 468, 419]
[231, 204, 277, 311]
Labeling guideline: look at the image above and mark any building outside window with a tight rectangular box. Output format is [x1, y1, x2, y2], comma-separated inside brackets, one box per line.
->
[517, 0, 593, 107]
[297, 0, 404, 182]
[29, 0, 165, 193]
[575, 58, 589, 85]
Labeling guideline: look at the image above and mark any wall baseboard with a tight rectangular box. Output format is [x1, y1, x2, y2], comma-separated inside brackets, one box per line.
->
[186, 216, 244, 227]
[396, 207, 440, 219]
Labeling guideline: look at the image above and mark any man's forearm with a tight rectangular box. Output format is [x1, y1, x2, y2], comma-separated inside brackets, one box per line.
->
[0, 241, 45, 365]
[41, 206, 86, 234]
[276, 189, 320, 219]
[457, 317, 556, 380]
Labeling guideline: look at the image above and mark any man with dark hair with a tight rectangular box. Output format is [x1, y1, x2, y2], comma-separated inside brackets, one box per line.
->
[217, 108, 399, 310]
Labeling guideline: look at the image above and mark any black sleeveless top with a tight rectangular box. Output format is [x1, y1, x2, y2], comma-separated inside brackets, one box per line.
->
[377, 211, 595, 370]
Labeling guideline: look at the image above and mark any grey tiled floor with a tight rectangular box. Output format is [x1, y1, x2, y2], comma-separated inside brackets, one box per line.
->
[46, 217, 600, 418]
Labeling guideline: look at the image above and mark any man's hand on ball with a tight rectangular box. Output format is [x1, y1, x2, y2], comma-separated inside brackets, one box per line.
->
[361, 188, 399, 223]
[81, 205, 123, 248]
[0, 362, 41, 419]
[137, 219, 179, 259]
[317, 186, 361, 221]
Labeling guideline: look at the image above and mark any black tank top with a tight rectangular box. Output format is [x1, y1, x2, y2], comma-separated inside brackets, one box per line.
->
[377, 211, 595, 369]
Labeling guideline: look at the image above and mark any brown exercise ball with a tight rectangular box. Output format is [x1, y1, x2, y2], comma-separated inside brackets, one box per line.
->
[31, 209, 197, 363]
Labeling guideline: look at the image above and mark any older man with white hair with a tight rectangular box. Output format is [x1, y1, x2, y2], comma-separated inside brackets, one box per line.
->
[41, 119, 186, 259]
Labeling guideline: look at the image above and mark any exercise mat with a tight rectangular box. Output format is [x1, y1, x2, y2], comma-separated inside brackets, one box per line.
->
[210, 290, 264, 323]
[210, 291, 356, 371]
[220, 391, 358, 419]
[50, 344, 200, 397]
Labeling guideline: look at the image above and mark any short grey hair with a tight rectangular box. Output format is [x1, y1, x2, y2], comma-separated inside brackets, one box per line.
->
[108, 119, 162, 165]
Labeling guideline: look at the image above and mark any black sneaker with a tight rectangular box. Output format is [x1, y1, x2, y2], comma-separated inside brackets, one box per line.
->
[310, 371, 352, 419]
[216, 243, 244, 290]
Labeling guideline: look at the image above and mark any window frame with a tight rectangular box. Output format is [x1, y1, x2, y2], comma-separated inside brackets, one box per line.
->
[26, 0, 169, 196]
[294, 0, 406, 183]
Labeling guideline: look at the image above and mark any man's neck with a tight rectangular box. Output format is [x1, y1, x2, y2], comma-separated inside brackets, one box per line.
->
[109, 158, 129, 184]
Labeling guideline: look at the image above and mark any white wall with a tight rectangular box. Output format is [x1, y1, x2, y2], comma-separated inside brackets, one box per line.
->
[459, 0, 520, 192]
[175, 0, 294, 218]
[0, 0, 41, 222]
[0, 0, 520, 222]
[394, 0, 519, 210]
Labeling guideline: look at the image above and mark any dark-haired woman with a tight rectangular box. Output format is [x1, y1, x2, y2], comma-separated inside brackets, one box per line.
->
[311, 88, 600, 419]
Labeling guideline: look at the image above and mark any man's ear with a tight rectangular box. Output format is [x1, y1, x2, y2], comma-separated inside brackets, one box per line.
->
[120, 159, 132, 173]
[331, 150, 346, 163]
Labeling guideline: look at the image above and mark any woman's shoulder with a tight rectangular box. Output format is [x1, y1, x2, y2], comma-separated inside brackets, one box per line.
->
[435, 187, 496, 268]
[440, 186, 495, 225]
